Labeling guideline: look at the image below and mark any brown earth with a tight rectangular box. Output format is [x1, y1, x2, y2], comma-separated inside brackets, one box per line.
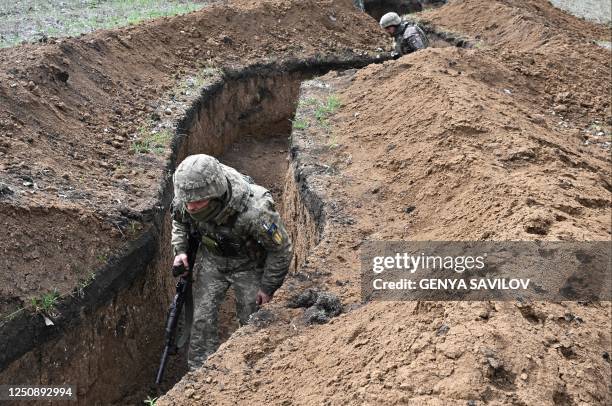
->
[160, 1, 611, 405]
[0, 0, 386, 317]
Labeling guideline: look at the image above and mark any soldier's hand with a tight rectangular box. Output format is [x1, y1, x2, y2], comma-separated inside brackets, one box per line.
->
[173, 253, 189, 277]
[256, 289, 272, 306]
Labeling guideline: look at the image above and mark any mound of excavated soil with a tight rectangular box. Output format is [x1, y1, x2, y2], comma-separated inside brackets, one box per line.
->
[160, 1, 610, 405]
[0, 0, 386, 315]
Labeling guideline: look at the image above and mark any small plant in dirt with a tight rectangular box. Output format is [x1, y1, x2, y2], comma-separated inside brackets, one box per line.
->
[298, 97, 320, 107]
[314, 95, 341, 121]
[131, 128, 172, 155]
[292, 117, 310, 130]
[31, 290, 60, 313]
[314, 95, 342, 128]
[328, 132, 339, 149]
[75, 271, 96, 298]
[144, 395, 158, 406]
[127, 220, 143, 236]
[2, 307, 25, 323]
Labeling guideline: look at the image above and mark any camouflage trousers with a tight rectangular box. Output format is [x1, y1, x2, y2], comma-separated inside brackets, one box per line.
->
[187, 249, 262, 370]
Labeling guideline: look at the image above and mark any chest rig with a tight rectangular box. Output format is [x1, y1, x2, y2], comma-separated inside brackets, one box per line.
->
[196, 169, 267, 266]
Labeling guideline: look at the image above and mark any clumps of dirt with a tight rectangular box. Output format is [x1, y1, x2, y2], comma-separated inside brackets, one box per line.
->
[287, 288, 342, 324]
[287, 288, 319, 308]
[0, 182, 13, 197]
[247, 308, 277, 328]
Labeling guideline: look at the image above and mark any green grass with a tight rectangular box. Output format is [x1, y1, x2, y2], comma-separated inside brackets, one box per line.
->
[293, 94, 343, 139]
[314, 95, 342, 123]
[0, 0, 207, 48]
[2, 307, 25, 322]
[30, 290, 60, 313]
[298, 97, 320, 107]
[292, 118, 310, 130]
[75, 271, 97, 298]
[144, 396, 158, 406]
[131, 128, 173, 155]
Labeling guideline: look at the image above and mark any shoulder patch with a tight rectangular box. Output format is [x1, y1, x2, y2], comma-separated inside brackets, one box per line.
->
[261, 220, 283, 245]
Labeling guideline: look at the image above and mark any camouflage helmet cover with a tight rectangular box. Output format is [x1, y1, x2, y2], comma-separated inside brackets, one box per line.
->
[173, 154, 228, 203]
[380, 12, 401, 28]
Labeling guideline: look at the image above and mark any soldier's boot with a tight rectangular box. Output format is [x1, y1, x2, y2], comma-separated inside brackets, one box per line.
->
[230, 267, 264, 325]
[188, 260, 230, 371]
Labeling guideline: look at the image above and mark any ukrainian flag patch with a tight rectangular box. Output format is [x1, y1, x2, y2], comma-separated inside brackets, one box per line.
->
[261, 221, 283, 245]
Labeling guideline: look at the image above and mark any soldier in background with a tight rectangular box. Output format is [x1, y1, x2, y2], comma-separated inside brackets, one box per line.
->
[379, 12, 429, 58]
[171, 154, 292, 370]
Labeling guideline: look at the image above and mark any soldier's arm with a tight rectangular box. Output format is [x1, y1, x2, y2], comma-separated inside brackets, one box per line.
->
[171, 205, 190, 256]
[250, 196, 293, 296]
[399, 34, 412, 55]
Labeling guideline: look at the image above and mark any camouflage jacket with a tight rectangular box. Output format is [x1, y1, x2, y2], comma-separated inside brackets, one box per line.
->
[171, 164, 292, 296]
[394, 21, 429, 55]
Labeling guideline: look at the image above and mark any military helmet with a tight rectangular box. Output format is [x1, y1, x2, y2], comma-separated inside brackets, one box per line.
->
[173, 154, 228, 203]
[380, 12, 401, 28]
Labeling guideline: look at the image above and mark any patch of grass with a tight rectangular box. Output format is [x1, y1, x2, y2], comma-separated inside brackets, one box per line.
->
[298, 97, 320, 107]
[131, 128, 173, 155]
[328, 133, 339, 149]
[75, 271, 97, 298]
[2, 307, 25, 322]
[127, 220, 143, 236]
[294, 94, 342, 134]
[0, 0, 207, 48]
[144, 396, 158, 406]
[31, 290, 60, 313]
[292, 118, 310, 130]
[314, 95, 342, 124]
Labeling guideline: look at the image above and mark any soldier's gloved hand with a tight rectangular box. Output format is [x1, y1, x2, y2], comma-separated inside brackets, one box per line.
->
[173, 253, 189, 277]
[256, 289, 272, 306]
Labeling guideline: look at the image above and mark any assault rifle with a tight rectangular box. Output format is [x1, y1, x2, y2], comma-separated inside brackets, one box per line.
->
[155, 233, 200, 385]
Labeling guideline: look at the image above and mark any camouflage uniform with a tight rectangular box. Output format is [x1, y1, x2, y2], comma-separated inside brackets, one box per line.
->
[394, 21, 429, 55]
[171, 155, 292, 370]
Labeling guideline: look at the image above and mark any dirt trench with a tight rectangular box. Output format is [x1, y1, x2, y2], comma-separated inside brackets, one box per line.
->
[0, 56, 382, 405]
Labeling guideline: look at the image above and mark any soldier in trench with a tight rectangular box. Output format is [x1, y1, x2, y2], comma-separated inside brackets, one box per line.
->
[379, 11, 429, 58]
[171, 154, 293, 370]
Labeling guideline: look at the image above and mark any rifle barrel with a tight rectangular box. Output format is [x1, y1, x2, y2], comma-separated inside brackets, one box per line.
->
[155, 345, 170, 385]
